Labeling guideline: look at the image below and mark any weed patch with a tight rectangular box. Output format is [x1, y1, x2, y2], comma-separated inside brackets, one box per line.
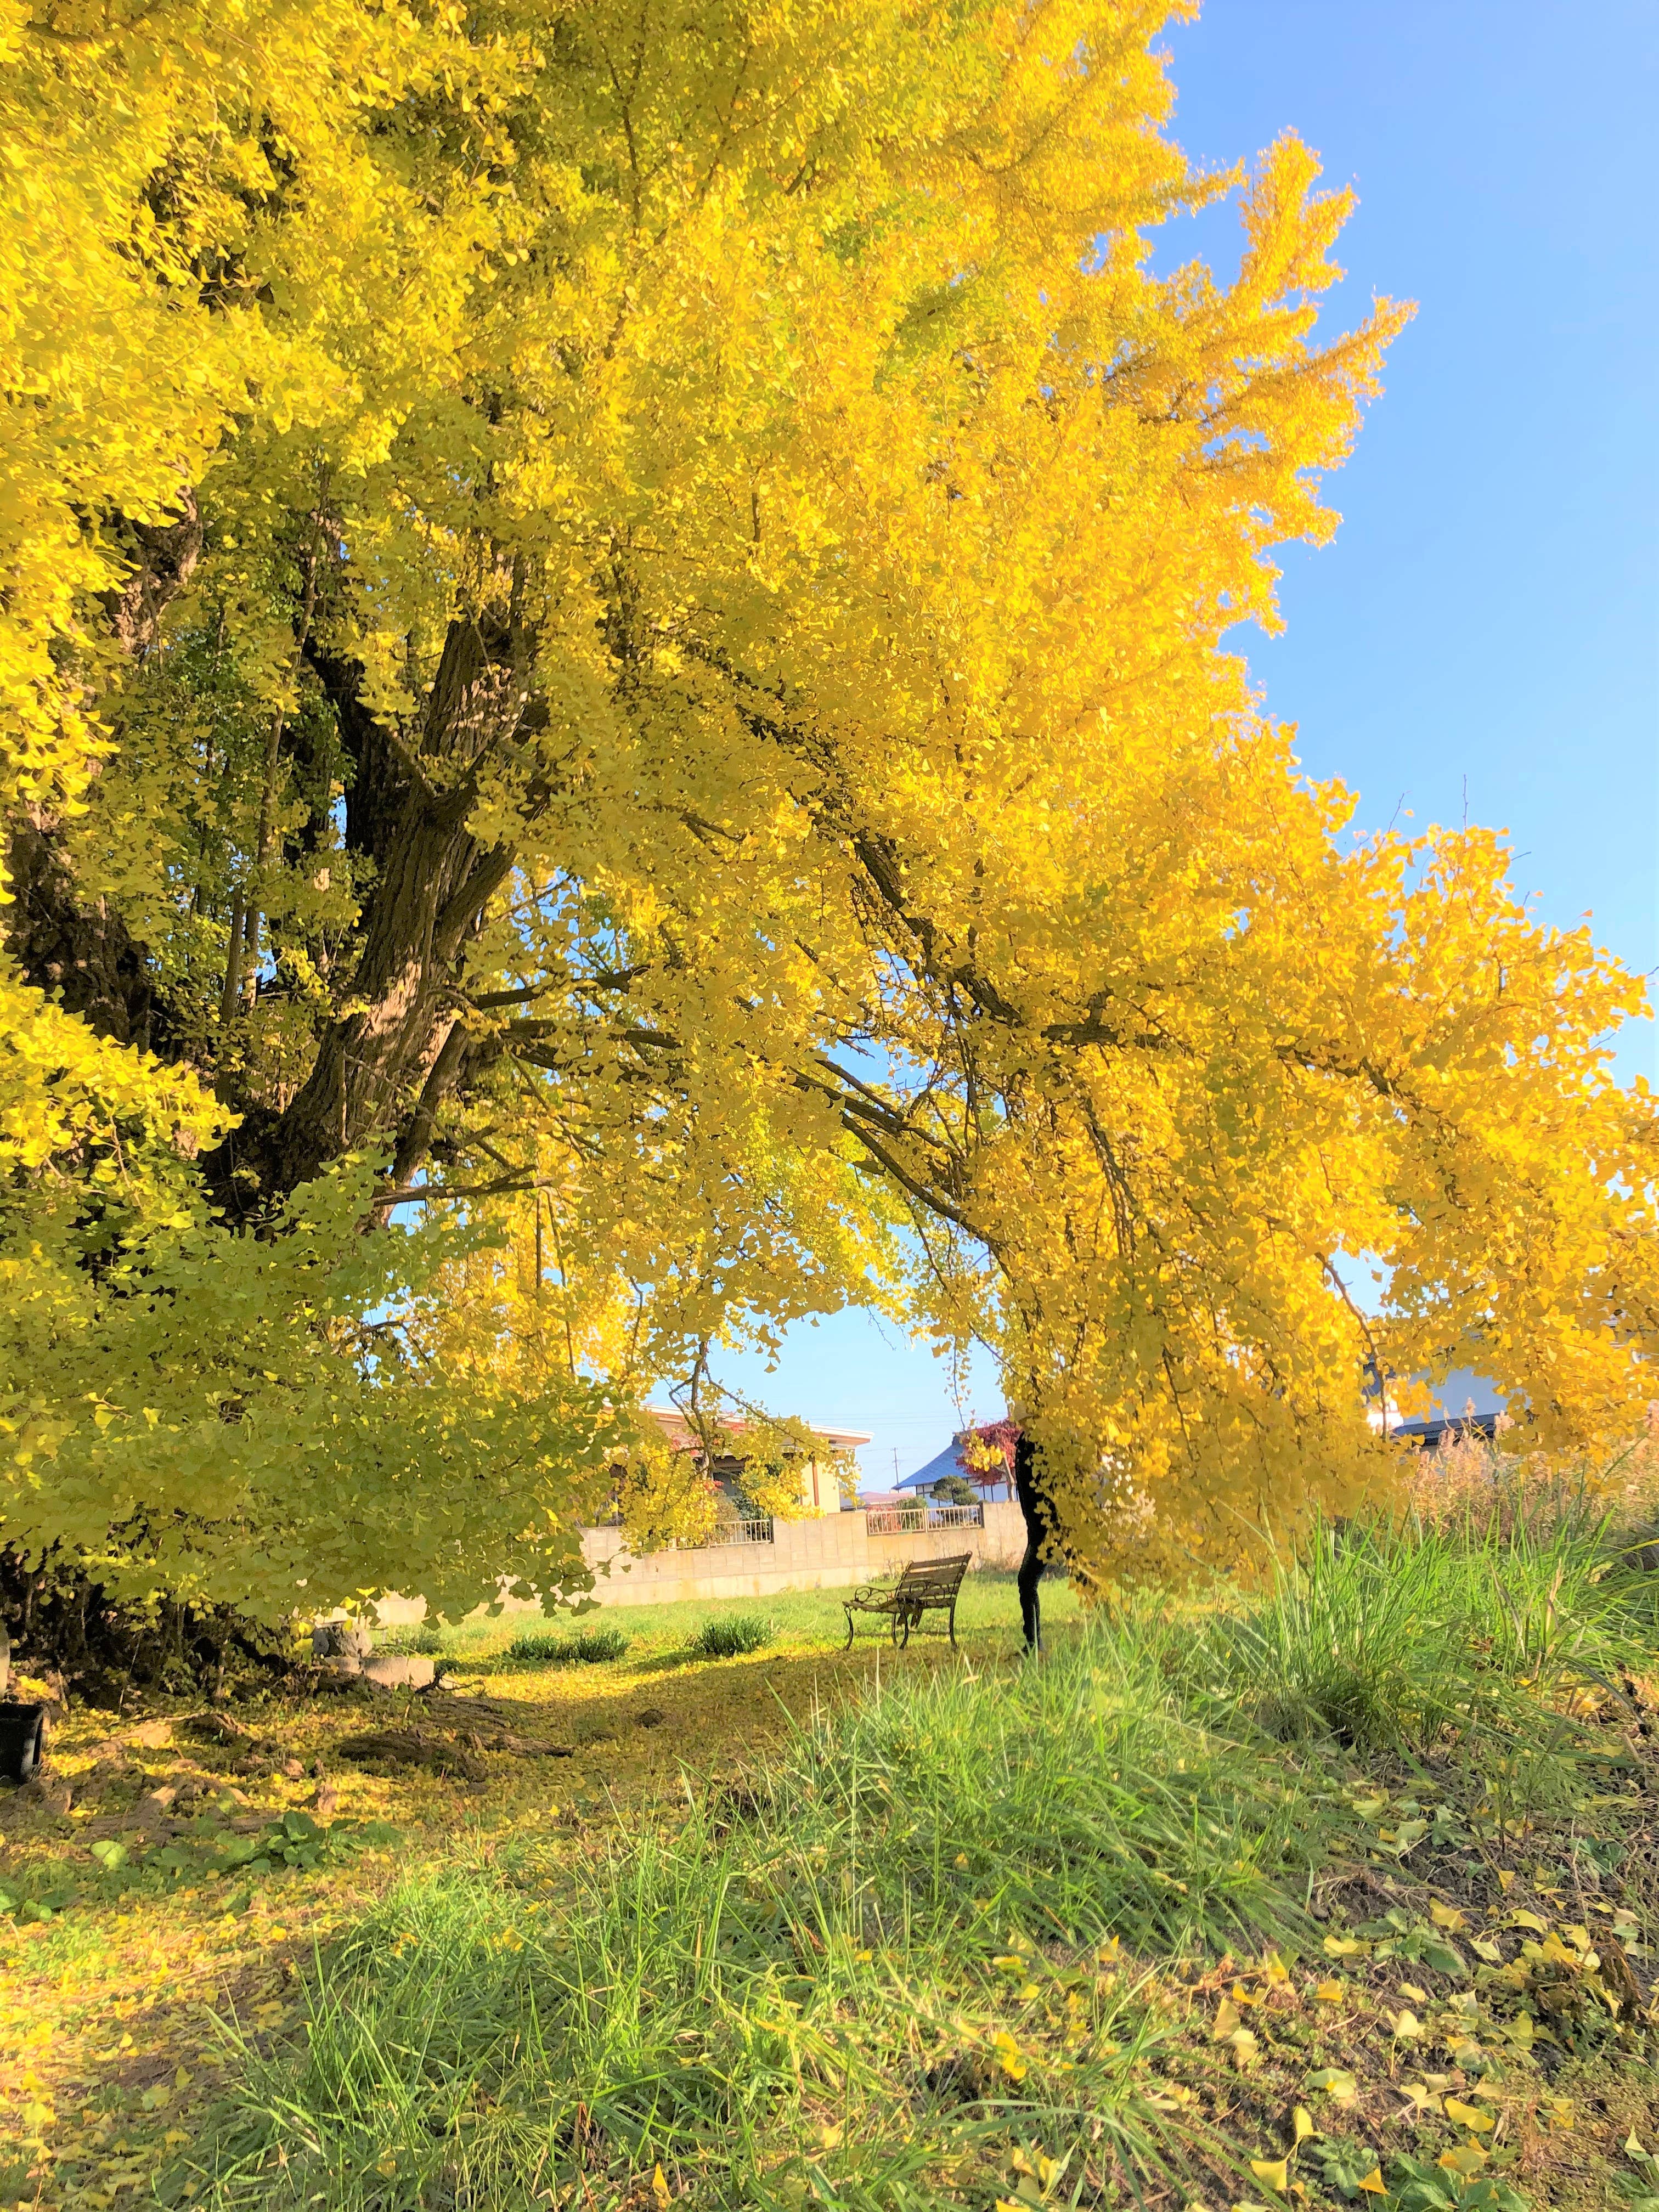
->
[177, 1820, 1184, 2210]
[505, 1623, 630, 1666]
[174, 1525, 1659, 2207]
[690, 1610, 774, 1658]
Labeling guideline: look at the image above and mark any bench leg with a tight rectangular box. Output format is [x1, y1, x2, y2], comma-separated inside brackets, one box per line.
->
[844, 1609, 854, 1649]
[947, 1597, 957, 1647]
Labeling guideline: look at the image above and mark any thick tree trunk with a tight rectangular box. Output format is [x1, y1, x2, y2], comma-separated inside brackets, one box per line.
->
[7, 816, 162, 1050]
[5, 493, 202, 1048]
[5, 495, 540, 1221]
[204, 613, 538, 1218]
[210, 800, 514, 1211]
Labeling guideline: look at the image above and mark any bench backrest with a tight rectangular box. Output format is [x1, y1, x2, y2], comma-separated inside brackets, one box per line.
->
[894, 1553, 971, 1599]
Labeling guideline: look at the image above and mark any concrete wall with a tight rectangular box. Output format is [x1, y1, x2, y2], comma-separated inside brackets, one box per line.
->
[579, 1500, 1028, 1609]
[360, 1503, 1028, 1626]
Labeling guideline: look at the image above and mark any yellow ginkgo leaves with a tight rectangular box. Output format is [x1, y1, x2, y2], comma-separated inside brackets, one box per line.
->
[1306, 2068, 1359, 2107]
[1443, 2097, 1496, 2134]
[989, 2029, 1028, 2083]
[2, 0, 1655, 1631]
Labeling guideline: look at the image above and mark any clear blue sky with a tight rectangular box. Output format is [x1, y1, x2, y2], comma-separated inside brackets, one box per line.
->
[719, 0, 1659, 1488]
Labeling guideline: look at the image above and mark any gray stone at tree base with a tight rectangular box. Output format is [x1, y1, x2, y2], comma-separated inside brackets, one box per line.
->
[312, 1622, 372, 1665]
[309, 1622, 435, 1690]
[361, 1654, 436, 1692]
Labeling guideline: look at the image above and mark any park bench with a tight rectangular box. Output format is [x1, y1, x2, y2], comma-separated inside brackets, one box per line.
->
[843, 1553, 972, 1649]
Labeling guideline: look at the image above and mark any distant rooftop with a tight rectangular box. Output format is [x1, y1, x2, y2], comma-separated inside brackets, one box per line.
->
[646, 1407, 871, 1453]
[897, 1429, 1012, 1498]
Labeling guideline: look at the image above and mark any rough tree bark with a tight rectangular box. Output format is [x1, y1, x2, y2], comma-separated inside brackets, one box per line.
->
[5, 494, 204, 1051]
[204, 612, 545, 1220]
[4, 496, 548, 1221]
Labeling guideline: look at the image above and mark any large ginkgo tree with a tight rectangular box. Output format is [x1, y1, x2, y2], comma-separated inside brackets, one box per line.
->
[2, 0, 1652, 1640]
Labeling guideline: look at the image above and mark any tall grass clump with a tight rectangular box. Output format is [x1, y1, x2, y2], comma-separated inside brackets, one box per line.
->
[1406, 1410, 1659, 1542]
[1165, 1507, 1651, 1837]
[770, 1619, 1341, 1956]
[184, 1786, 1176, 2207]
[180, 1634, 1344, 2210]
[690, 1610, 774, 1658]
[179, 1515, 1654, 2211]
[506, 1622, 630, 1665]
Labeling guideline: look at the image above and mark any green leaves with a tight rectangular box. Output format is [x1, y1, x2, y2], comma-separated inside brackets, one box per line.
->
[212, 1811, 403, 1883]
[1386, 2149, 1528, 2211]
[1350, 1910, 1470, 1980]
[1314, 2143, 1387, 2200]
[1, 1149, 618, 1626]
[1, 1878, 78, 1922]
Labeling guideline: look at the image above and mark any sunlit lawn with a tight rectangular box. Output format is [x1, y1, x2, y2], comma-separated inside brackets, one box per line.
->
[2, 1547, 1656, 2211]
[0, 1570, 1052, 2204]
[433, 1562, 1084, 1669]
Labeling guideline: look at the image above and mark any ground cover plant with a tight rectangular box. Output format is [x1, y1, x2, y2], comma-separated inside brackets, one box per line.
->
[5, 1520, 1651, 2211]
[505, 1626, 631, 1667]
[690, 1611, 776, 1660]
[180, 1515, 1659, 2210]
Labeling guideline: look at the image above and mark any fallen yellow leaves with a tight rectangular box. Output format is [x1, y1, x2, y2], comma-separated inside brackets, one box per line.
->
[1437, 2145, 1489, 2179]
[1306, 2067, 1358, 2106]
[989, 2029, 1027, 2082]
[1443, 2096, 1495, 2134]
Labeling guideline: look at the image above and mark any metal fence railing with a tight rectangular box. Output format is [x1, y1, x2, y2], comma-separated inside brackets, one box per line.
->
[702, 1517, 776, 1548]
[862, 1502, 985, 1538]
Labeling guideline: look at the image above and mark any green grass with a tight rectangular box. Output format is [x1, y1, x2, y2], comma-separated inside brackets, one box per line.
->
[504, 1623, 631, 1665]
[172, 1517, 1659, 2211]
[177, 1632, 1214, 2211]
[688, 1609, 775, 1658]
[1168, 1510, 1655, 1842]
[424, 1569, 1087, 1672]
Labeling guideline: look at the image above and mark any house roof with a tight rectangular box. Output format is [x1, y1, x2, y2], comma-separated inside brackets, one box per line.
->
[1393, 1411, 1500, 1447]
[896, 1437, 973, 1492]
[645, 1407, 871, 1453]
